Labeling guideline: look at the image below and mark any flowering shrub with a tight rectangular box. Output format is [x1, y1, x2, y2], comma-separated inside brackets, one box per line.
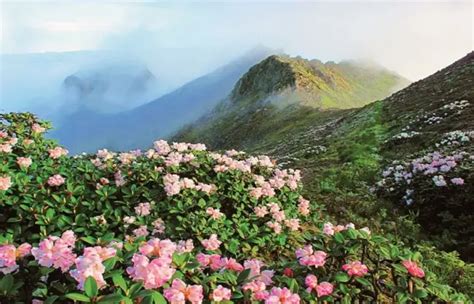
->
[0, 113, 470, 302]
[377, 147, 474, 258]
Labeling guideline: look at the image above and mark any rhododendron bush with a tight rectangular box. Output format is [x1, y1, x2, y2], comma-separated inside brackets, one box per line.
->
[0, 113, 469, 302]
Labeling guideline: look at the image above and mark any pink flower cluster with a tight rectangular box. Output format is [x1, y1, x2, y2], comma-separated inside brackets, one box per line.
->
[201, 234, 222, 251]
[16, 156, 32, 168]
[47, 174, 65, 187]
[31, 231, 76, 272]
[196, 253, 244, 272]
[0, 243, 31, 274]
[322, 222, 355, 236]
[127, 253, 176, 289]
[210, 285, 232, 302]
[250, 169, 302, 200]
[127, 238, 179, 289]
[153, 140, 206, 157]
[305, 275, 334, 298]
[295, 245, 327, 267]
[206, 207, 224, 219]
[164, 279, 203, 304]
[264, 287, 300, 303]
[32, 123, 46, 133]
[135, 202, 151, 216]
[402, 260, 425, 278]
[48, 146, 68, 159]
[70, 246, 116, 290]
[254, 203, 300, 234]
[163, 173, 216, 196]
[0, 175, 12, 191]
[342, 261, 369, 277]
[297, 196, 310, 216]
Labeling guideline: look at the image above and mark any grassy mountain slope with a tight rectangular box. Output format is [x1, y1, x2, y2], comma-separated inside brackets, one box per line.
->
[175, 54, 408, 149]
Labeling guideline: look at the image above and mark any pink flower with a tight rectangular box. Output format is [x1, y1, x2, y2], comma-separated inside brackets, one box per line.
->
[133, 226, 149, 237]
[201, 234, 221, 251]
[284, 219, 300, 231]
[0, 131, 6, 138]
[0, 143, 12, 153]
[32, 231, 76, 272]
[342, 261, 369, 277]
[323, 222, 334, 236]
[0, 175, 12, 191]
[47, 174, 65, 187]
[16, 157, 32, 168]
[176, 239, 194, 253]
[298, 197, 310, 216]
[32, 300, 44, 304]
[16, 243, 32, 258]
[222, 257, 244, 272]
[211, 285, 232, 302]
[402, 260, 425, 278]
[244, 258, 265, 277]
[48, 146, 68, 159]
[163, 174, 182, 196]
[316, 282, 333, 297]
[254, 206, 269, 217]
[23, 139, 34, 146]
[139, 238, 176, 260]
[305, 274, 318, 293]
[0, 245, 17, 273]
[265, 287, 300, 304]
[267, 221, 282, 234]
[451, 177, 464, 185]
[164, 279, 203, 304]
[154, 140, 171, 155]
[295, 246, 326, 267]
[135, 202, 151, 216]
[32, 123, 46, 133]
[83, 246, 116, 261]
[127, 254, 176, 289]
[70, 248, 107, 290]
[196, 253, 211, 267]
[206, 207, 224, 219]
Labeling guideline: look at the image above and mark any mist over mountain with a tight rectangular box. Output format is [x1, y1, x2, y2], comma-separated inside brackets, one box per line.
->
[49, 47, 276, 153]
[61, 64, 159, 114]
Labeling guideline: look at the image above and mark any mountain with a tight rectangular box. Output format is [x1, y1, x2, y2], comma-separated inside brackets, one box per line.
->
[49, 47, 275, 153]
[174, 54, 409, 149]
[175, 52, 474, 262]
[61, 64, 159, 113]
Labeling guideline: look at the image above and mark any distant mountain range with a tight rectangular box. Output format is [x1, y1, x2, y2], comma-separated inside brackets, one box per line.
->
[49, 47, 276, 153]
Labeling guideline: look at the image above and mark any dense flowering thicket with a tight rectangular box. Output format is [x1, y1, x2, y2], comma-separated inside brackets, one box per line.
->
[0, 113, 470, 303]
[378, 99, 474, 259]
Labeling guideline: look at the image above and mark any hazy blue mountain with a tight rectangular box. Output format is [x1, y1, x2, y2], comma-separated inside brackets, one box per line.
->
[50, 47, 276, 153]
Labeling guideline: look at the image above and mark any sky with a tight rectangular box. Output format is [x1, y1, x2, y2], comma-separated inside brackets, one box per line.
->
[0, 0, 473, 81]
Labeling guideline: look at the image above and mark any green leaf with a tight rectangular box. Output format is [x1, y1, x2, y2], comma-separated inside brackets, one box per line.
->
[112, 273, 128, 292]
[84, 276, 98, 298]
[413, 289, 428, 299]
[237, 268, 252, 284]
[355, 277, 371, 286]
[0, 274, 14, 292]
[65, 293, 91, 302]
[333, 232, 345, 244]
[334, 272, 350, 283]
[97, 294, 125, 303]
